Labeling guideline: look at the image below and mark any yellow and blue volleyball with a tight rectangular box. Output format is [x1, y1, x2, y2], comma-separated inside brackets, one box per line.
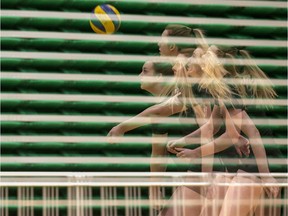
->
[90, 4, 121, 34]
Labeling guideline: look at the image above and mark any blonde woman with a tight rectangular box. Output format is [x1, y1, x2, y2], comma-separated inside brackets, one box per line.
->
[167, 44, 279, 215]
[108, 58, 209, 215]
[107, 25, 210, 214]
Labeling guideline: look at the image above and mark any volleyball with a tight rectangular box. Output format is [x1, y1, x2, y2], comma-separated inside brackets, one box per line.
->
[90, 4, 121, 34]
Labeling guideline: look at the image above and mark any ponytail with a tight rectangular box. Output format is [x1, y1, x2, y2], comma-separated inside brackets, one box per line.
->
[224, 52, 248, 97]
[239, 50, 277, 99]
[199, 50, 232, 100]
[193, 28, 209, 51]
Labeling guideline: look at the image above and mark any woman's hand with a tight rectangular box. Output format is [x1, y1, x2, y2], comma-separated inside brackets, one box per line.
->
[234, 136, 250, 157]
[166, 138, 186, 154]
[175, 148, 199, 159]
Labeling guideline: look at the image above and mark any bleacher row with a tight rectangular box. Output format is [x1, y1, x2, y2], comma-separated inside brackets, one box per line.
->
[1, 0, 287, 215]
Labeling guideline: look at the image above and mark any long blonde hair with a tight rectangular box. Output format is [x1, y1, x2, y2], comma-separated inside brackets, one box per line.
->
[199, 50, 232, 100]
[191, 29, 232, 100]
[239, 50, 277, 99]
[224, 52, 248, 98]
[193, 28, 209, 51]
[160, 56, 205, 119]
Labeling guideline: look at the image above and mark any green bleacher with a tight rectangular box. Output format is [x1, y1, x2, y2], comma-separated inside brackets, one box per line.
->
[1, 0, 287, 215]
[1, 0, 287, 175]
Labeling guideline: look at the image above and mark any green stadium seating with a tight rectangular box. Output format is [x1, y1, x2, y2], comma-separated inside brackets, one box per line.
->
[0, 1, 287, 214]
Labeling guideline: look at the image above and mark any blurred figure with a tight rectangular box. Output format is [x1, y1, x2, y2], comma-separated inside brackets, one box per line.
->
[108, 24, 210, 214]
[167, 39, 280, 215]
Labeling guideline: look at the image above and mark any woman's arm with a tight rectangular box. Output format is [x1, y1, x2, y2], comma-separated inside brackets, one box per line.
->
[107, 101, 184, 142]
[176, 111, 249, 158]
[239, 111, 279, 198]
[167, 105, 223, 151]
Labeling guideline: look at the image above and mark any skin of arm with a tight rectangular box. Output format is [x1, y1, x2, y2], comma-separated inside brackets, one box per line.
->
[195, 109, 243, 158]
[168, 101, 215, 173]
[169, 106, 249, 156]
[240, 111, 279, 198]
[107, 101, 184, 143]
[175, 110, 278, 197]
[167, 105, 223, 152]
[175, 110, 247, 158]
[199, 110, 279, 197]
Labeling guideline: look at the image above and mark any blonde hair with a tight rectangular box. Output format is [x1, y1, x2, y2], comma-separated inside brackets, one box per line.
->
[239, 50, 277, 99]
[196, 48, 232, 100]
[160, 56, 205, 119]
[193, 28, 209, 51]
[191, 30, 232, 100]
[224, 52, 248, 98]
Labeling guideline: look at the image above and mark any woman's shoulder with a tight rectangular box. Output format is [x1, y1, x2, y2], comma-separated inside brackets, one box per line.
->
[160, 88, 183, 107]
